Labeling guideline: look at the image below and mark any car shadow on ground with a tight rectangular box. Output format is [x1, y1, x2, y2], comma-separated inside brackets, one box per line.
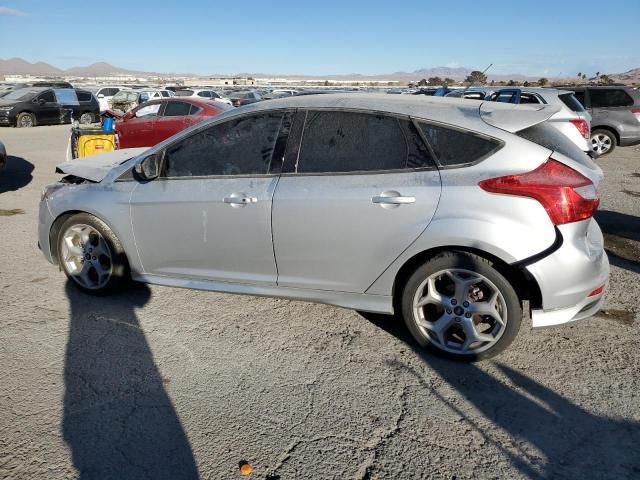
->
[594, 210, 640, 274]
[360, 311, 640, 479]
[0, 156, 34, 194]
[62, 281, 200, 479]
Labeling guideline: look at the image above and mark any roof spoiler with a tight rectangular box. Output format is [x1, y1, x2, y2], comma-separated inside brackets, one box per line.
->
[479, 102, 561, 133]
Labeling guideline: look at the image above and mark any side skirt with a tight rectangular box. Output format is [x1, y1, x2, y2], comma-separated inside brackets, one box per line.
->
[132, 273, 394, 314]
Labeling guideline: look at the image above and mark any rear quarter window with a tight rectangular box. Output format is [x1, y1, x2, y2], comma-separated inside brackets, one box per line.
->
[559, 93, 586, 112]
[517, 123, 593, 167]
[589, 89, 634, 108]
[418, 123, 502, 167]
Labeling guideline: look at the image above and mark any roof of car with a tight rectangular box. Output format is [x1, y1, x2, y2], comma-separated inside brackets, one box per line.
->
[234, 93, 560, 134]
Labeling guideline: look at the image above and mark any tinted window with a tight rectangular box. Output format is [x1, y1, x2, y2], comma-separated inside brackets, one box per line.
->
[99, 88, 119, 96]
[573, 91, 586, 106]
[589, 89, 634, 108]
[494, 91, 516, 103]
[517, 123, 593, 167]
[197, 91, 211, 97]
[520, 93, 542, 104]
[188, 104, 200, 115]
[163, 101, 192, 117]
[297, 111, 434, 173]
[164, 113, 283, 177]
[76, 91, 92, 102]
[161, 91, 171, 97]
[38, 91, 56, 103]
[419, 123, 501, 167]
[175, 90, 194, 97]
[559, 93, 586, 112]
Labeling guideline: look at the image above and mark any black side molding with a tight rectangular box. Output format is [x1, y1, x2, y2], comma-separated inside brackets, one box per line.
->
[511, 227, 564, 268]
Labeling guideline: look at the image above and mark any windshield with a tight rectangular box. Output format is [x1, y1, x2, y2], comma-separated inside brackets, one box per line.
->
[2, 88, 38, 101]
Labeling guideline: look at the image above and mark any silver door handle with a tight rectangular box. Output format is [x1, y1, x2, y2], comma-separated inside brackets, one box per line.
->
[223, 194, 257, 206]
[372, 195, 416, 204]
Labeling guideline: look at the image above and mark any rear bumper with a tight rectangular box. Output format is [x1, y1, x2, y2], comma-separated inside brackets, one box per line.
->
[526, 218, 609, 328]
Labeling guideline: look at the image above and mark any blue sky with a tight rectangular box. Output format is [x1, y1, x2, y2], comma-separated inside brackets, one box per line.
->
[1, 0, 638, 76]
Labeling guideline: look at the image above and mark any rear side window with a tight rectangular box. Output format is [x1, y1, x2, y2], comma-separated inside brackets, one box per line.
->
[163, 112, 283, 177]
[559, 93, 586, 112]
[76, 91, 92, 102]
[296, 111, 434, 173]
[37, 91, 56, 103]
[163, 101, 192, 117]
[517, 123, 592, 167]
[573, 91, 586, 106]
[589, 89, 634, 108]
[418, 123, 501, 167]
[197, 91, 211, 97]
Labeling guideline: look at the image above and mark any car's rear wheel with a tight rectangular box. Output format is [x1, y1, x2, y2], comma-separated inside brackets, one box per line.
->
[591, 129, 616, 156]
[401, 251, 522, 361]
[79, 112, 93, 125]
[16, 112, 35, 128]
[57, 213, 130, 294]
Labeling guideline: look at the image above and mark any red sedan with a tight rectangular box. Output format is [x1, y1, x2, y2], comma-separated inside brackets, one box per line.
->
[115, 97, 230, 149]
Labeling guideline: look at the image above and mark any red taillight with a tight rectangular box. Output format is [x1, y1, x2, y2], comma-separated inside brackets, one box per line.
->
[588, 285, 605, 297]
[479, 159, 599, 225]
[632, 107, 640, 123]
[569, 118, 590, 139]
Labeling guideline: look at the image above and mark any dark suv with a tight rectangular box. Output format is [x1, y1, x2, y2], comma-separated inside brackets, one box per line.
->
[560, 86, 640, 155]
[0, 87, 99, 128]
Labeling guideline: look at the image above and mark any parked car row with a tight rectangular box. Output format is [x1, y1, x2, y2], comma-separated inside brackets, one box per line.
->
[445, 86, 640, 156]
[0, 87, 99, 127]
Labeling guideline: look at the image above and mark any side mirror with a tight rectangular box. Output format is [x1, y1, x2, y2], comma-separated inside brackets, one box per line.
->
[122, 111, 134, 122]
[133, 153, 162, 181]
[37, 98, 46, 105]
[97, 93, 105, 99]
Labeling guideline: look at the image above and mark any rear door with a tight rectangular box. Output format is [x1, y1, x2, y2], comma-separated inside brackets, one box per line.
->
[587, 88, 637, 129]
[271, 110, 442, 293]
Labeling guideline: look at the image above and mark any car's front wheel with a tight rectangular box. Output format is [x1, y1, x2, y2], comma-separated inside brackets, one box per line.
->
[591, 129, 616, 156]
[401, 251, 522, 361]
[16, 112, 35, 128]
[57, 213, 130, 294]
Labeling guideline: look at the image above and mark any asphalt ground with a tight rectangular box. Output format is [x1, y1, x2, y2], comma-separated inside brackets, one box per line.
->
[0, 125, 639, 479]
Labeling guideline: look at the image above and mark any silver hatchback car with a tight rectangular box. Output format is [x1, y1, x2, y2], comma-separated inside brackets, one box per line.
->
[39, 94, 609, 360]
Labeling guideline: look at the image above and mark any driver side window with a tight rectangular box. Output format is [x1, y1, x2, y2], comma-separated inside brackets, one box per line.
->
[38, 91, 56, 103]
[163, 112, 284, 177]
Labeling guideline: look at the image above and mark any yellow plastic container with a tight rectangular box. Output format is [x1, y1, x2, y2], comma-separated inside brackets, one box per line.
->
[76, 133, 116, 158]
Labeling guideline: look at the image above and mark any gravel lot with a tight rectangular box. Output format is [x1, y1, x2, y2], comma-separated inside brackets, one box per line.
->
[0, 125, 639, 480]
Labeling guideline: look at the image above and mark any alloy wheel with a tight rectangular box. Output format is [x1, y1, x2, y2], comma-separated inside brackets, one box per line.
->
[412, 269, 508, 355]
[19, 115, 34, 127]
[60, 224, 113, 290]
[591, 133, 612, 155]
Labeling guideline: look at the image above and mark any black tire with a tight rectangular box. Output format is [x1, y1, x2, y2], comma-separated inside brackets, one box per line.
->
[56, 213, 130, 295]
[591, 129, 616, 156]
[16, 112, 35, 128]
[79, 112, 94, 125]
[400, 251, 522, 361]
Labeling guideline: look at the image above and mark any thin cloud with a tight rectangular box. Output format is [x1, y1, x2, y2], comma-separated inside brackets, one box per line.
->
[0, 6, 28, 16]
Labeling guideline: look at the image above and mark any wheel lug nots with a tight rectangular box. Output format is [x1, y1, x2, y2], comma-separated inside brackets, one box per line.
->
[463, 301, 469, 307]
[451, 299, 457, 305]
[465, 313, 472, 318]
[446, 308, 452, 314]
[455, 317, 461, 323]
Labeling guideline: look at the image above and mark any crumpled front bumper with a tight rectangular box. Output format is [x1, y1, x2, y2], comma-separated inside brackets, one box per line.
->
[526, 218, 609, 328]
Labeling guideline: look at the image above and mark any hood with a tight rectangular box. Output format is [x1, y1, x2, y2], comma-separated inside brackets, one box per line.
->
[479, 102, 561, 133]
[0, 99, 19, 108]
[55, 147, 149, 182]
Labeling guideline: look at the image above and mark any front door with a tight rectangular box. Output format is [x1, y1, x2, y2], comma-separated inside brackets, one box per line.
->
[129, 111, 285, 285]
[118, 101, 162, 148]
[34, 90, 61, 125]
[272, 110, 442, 293]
